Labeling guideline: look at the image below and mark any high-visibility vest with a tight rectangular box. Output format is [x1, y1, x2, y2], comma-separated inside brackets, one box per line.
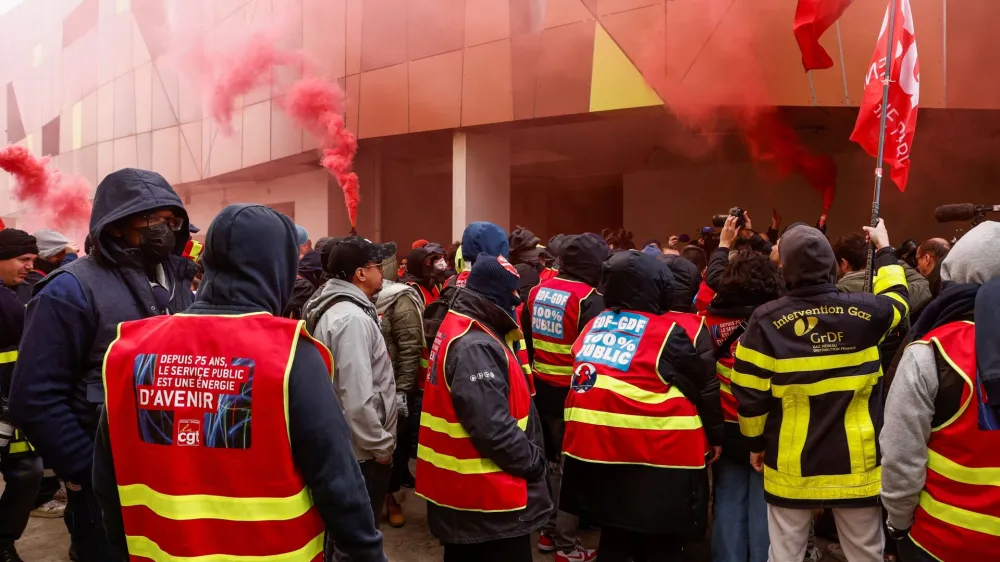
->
[415, 311, 532, 512]
[444, 270, 470, 289]
[702, 313, 745, 423]
[908, 321, 1000, 561]
[103, 313, 330, 561]
[564, 310, 708, 468]
[539, 268, 558, 282]
[514, 302, 535, 395]
[407, 281, 439, 307]
[528, 278, 596, 388]
[1, 348, 34, 455]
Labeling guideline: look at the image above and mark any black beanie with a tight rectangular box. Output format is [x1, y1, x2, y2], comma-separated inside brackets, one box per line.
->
[0, 229, 38, 260]
[466, 253, 520, 305]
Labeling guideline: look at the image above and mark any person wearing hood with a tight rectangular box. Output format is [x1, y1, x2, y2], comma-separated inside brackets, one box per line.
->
[658, 253, 701, 313]
[560, 250, 723, 562]
[0, 229, 43, 562]
[441, 222, 511, 291]
[415, 253, 550, 562]
[303, 236, 399, 536]
[283, 249, 324, 319]
[295, 224, 312, 259]
[9, 168, 197, 560]
[521, 234, 605, 561]
[90, 204, 385, 562]
[374, 252, 424, 528]
[880, 221, 1000, 562]
[401, 245, 445, 307]
[702, 249, 785, 562]
[509, 227, 543, 271]
[730, 219, 909, 562]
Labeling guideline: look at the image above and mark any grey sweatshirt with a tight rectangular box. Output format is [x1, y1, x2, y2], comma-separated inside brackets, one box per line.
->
[304, 279, 398, 462]
[880, 221, 1000, 529]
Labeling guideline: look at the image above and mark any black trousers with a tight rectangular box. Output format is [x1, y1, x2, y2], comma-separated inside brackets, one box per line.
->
[359, 460, 392, 528]
[597, 526, 686, 562]
[388, 413, 412, 494]
[0, 452, 42, 546]
[442, 534, 533, 562]
[65, 484, 120, 561]
[897, 536, 937, 562]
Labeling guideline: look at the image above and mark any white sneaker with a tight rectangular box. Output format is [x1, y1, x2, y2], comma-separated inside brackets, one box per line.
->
[804, 545, 823, 561]
[30, 500, 66, 518]
[555, 543, 597, 562]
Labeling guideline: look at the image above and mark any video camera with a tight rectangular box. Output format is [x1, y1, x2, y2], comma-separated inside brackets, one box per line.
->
[712, 207, 746, 229]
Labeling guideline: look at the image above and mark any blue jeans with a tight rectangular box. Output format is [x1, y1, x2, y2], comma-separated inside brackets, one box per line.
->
[711, 457, 769, 562]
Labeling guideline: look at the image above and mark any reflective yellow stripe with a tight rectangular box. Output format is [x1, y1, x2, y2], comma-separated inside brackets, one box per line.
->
[533, 340, 572, 354]
[592, 376, 686, 404]
[719, 382, 733, 395]
[883, 291, 909, 332]
[919, 491, 1000, 537]
[927, 449, 1000, 485]
[730, 369, 771, 392]
[417, 444, 504, 474]
[125, 532, 325, 562]
[845, 384, 877, 475]
[565, 407, 702, 431]
[534, 362, 573, 376]
[421, 412, 529, 438]
[117, 484, 314, 522]
[521, 364, 532, 376]
[738, 413, 767, 437]
[763, 466, 881, 500]
[873, 264, 907, 295]
[717, 363, 732, 378]
[420, 357, 429, 368]
[8, 440, 34, 454]
[0, 350, 17, 363]
[776, 394, 810, 477]
[737, 345, 880, 375]
[771, 371, 881, 398]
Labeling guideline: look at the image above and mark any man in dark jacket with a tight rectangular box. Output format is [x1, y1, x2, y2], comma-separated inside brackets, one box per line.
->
[284, 249, 323, 319]
[9, 168, 197, 561]
[520, 234, 604, 561]
[659, 253, 701, 313]
[418, 254, 551, 562]
[91, 204, 386, 562]
[0, 229, 42, 562]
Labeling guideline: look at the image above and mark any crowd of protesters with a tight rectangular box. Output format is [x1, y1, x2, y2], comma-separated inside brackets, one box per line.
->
[0, 168, 995, 562]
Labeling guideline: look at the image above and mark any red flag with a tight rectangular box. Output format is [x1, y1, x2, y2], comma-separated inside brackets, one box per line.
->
[850, 0, 920, 192]
[794, 0, 855, 71]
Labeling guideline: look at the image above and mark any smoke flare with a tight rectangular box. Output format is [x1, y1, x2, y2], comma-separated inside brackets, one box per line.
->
[0, 145, 91, 231]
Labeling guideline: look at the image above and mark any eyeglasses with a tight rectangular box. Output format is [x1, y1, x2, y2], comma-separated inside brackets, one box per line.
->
[140, 214, 185, 232]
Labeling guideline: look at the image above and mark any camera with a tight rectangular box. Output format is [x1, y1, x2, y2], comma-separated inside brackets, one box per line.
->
[712, 207, 746, 229]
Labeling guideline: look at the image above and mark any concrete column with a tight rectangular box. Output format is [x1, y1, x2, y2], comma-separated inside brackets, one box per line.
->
[452, 130, 511, 241]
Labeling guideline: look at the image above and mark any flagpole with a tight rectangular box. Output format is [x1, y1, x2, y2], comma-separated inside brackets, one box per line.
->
[864, 0, 899, 292]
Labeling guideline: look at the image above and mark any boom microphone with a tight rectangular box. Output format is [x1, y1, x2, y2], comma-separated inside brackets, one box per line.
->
[934, 203, 1000, 223]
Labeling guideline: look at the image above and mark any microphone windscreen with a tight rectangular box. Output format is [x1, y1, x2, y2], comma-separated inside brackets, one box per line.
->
[934, 204, 977, 223]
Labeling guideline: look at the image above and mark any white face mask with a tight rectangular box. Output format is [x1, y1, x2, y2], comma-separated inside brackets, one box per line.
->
[433, 258, 447, 272]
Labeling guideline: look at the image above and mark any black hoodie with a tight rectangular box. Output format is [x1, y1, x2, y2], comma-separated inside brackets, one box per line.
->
[91, 205, 387, 562]
[11, 169, 197, 484]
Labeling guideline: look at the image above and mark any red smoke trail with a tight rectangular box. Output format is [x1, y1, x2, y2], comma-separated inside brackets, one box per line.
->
[0, 145, 91, 230]
[284, 78, 360, 228]
[739, 109, 838, 213]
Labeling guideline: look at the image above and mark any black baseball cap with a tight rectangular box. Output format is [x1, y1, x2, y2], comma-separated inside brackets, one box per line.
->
[326, 236, 397, 280]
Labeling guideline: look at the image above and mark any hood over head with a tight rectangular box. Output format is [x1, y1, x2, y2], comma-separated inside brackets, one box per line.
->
[657, 254, 700, 312]
[641, 244, 661, 257]
[602, 250, 673, 315]
[89, 168, 189, 265]
[461, 222, 509, 265]
[514, 262, 541, 301]
[404, 247, 434, 281]
[559, 234, 608, 288]
[778, 224, 837, 290]
[196, 204, 298, 315]
[509, 227, 542, 266]
[941, 221, 1000, 285]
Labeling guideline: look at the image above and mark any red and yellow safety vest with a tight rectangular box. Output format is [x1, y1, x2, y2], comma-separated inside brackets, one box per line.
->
[563, 310, 708, 468]
[908, 321, 1000, 561]
[415, 312, 532, 512]
[702, 313, 744, 423]
[527, 278, 595, 388]
[539, 268, 558, 282]
[514, 301, 535, 395]
[103, 313, 330, 561]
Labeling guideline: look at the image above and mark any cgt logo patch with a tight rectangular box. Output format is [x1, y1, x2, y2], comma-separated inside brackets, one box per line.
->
[794, 317, 819, 337]
[571, 363, 598, 393]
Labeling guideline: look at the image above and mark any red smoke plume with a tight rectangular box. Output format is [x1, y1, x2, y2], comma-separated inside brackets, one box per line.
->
[284, 78, 360, 228]
[0, 145, 91, 230]
[739, 109, 837, 212]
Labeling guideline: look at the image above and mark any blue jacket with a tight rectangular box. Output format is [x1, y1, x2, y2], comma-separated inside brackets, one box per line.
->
[92, 204, 386, 562]
[9, 168, 195, 483]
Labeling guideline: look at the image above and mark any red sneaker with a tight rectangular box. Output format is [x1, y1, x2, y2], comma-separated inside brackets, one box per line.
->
[554, 542, 598, 562]
[537, 533, 556, 553]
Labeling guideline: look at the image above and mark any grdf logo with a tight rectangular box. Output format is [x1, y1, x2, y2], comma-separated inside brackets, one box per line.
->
[793, 317, 819, 337]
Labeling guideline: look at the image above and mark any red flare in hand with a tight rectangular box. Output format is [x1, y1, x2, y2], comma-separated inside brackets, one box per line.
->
[0, 145, 91, 230]
[284, 77, 360, 228]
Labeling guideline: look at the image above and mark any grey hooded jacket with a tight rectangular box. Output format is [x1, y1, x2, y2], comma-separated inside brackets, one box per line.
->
[881, 221, 1000, 529]
[305, 279, 397, 461]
